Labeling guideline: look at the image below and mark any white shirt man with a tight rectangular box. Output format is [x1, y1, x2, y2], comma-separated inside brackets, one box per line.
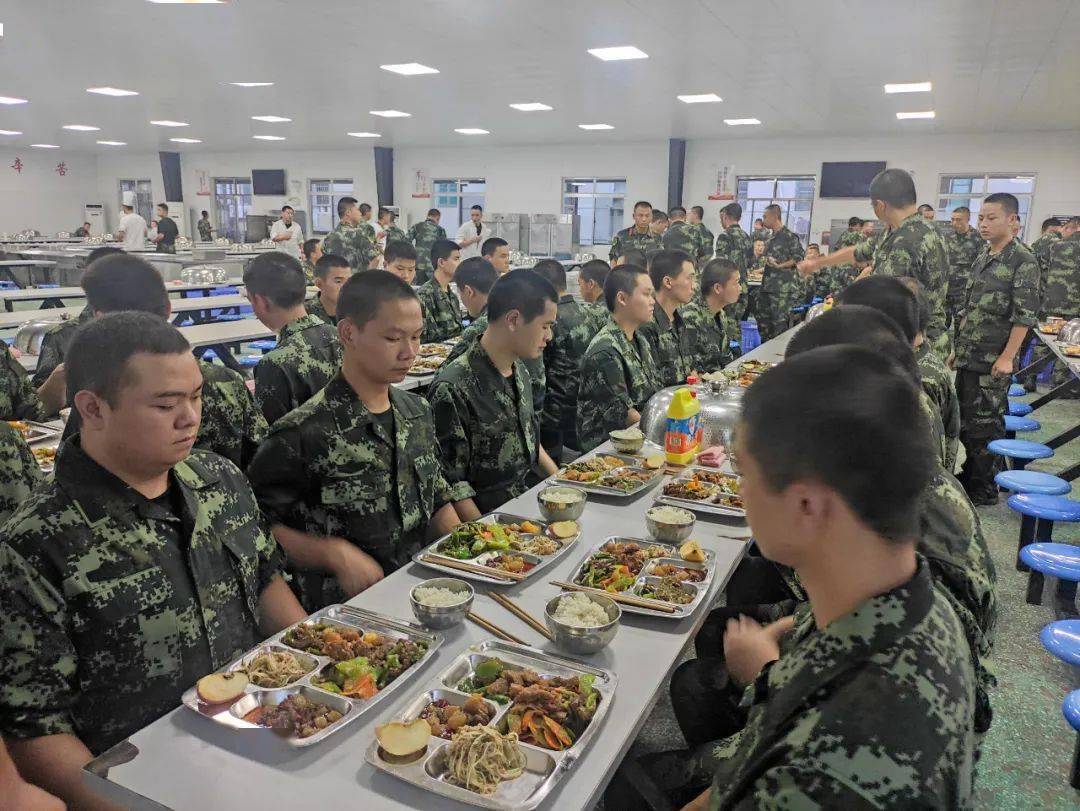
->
[269, 206, 304, 260]
[456, 207, 491, 259]
[117, 207, 148, 252]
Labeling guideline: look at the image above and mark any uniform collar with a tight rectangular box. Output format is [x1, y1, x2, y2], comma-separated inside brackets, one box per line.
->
[279, 312, 324, 341]
[465, 337, 521, 389]
[322, 372, 425, 437]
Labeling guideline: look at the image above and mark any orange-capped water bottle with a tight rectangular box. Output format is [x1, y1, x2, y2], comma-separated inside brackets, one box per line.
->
[665, 386, 702, 466]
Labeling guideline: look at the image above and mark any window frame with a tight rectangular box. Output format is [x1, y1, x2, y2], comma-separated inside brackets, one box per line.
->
[212, 176, 254, 242]
[936, 172, 1037, 241]
[432, 178, 486, 234]
[561, 177, 627, 246]
[117, 179, 154, 225]
[308, 178, 354, 235]
[735, 175, 816, 246]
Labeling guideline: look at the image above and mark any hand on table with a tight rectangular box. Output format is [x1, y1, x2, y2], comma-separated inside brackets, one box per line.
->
[724, 614, 796, 686]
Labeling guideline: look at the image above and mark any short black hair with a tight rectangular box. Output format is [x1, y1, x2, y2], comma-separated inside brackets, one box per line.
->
[385, 240, 417, 263]
[669, 206, 686, 218]
[82, 254, 169, 317]
[337, 270, 420, 329]
[454, 257, 498, 295]
[633, 201, 652, 211]
[431, 239, 460, 268]
[690, 206, 705, 219]
[869, 168, 917, 208]
[984, 192, 1019, 216]
[337, 196, 358, 219]
[471, 205, 483, 213]
[486, 268, 558, 323]
[721, 202, 743, 220]
[315, 253, 350, 279]
[847, 216, 863, 228]
[359, 203, 372, 216]
[377, 207, 391, 219]
[741, 344, 934, 541]
[302, 238, 320, 259]
[618, 248, 647, 267]
[481, 236, 508, 257]
[156, 202, 168, 213]
[700, 258, 739, 296]
[835, 275, 920, 343]
[1041, 217, 1061, 232]
[648, 249, 693, 289]
[918, 204, 934, 214]
[201, 210, 209, 217]
[67, 311, 190, 407]
[580, 259, 611, 288]
[764, 204, 783, 220]
[531, 259, 566, 291]
[652, 210, 669, 224]
[427, 208, 441, 218]
[807, 243, 820, 251]
[896, 276, 930, 334]
[604, 264, 647, 312]
[953, 206, 970, 215]
[243, 251, 307, 308]
[281, 205, 294, 213]
[85, 245, 124, 266]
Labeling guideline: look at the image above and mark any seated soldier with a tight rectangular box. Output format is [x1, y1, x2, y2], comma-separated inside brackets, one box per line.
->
[384, 239, 418, 286]
[577, 264, 662, 451]
[417, 239, 464, 342]
[0, 420, 44, 525]
[481, 237, 511, 275]
[681, 259, 743, 374]
[578, 258, 612, 309]
[615, 248, 647, 268]
[300, 237, 322, 284]
[245, 252, 342, 424]
[248, 272, 462, 610]
[429, 270, 559, 519]
[1, 344, 64, 423]
[0, 313, 305, 808]
[638, 250, 695, 387]
[305, 253, 351, 326]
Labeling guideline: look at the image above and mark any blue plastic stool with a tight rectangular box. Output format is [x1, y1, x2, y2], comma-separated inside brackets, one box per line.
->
[1064, 689, 1080, 788]
[1021, 540, 1080, 614]
[740, 321, 761, 353]
[1004, 415, 1040, 438]
[0, 280, 19, 290]
[1009, 493, 1080, 573]
[236, 354, 261, 369]
[988, 438, 1053, 471]
[1008, 400, 1034, 417]
[1040, 619, 1080, 666]
[995, 470, 1071, 496]
[249, 339, 277, 352]
[1009, 383, 1026, 397]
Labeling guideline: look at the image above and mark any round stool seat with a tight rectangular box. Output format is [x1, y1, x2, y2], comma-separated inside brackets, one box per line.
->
[1018, 542, 1080, 580]
[1004, 415, 1040, 432]
[988, 439, 1053, 461]
[237, 355, 262, 369]
[1008, 494, 1080, 522]
[1041, 620, 1080, 667]
[1008, 383, 1026, 397]
[249, 339, 277, 351]
[1065, 690, 1080, 732]
[1008, 400, 1034, 416]
[995, 470, 1071, 495]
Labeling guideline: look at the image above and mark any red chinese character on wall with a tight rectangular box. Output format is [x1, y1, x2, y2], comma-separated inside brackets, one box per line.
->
[55, 162, 67, 176]
[11, 157, 22, 173]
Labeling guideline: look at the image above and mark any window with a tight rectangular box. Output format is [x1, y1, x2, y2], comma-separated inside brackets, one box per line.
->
[433, 178, 486, 234]
[118, 179, 153, 224]
[736, 175, 816, 245]
[938, 173, 1036, 240]
[308, 179, 354, 234]
[562, 178, 626, 246]
[213, 177, 253, 242]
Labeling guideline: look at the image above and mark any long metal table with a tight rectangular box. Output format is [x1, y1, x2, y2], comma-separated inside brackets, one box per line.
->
[0, 279, 246, 311]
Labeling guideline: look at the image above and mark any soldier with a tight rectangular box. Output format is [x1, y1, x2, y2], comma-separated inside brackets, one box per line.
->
[805, 243, 829, 301]
[649, 209, 669, 239]
[943, 206, 984, 334]
[247, 272, 463, 610]
[408, 208, 447, 285]
[417, 239, 464, 342]
[244, 252, 342, 424]
[322, 196, 379, 272]
[798, 168, 951, 361]
[750, 217, 770, 243]
[197, 209, 213, 241]
[1039, 216, 1080, 395]
[577, 264, 662, 451]
[429, 270, 558, 519]
[1030, 216, 1062, 285]
[688, 205, 714, 267]
[609, 200, 662, 264]
[954, 193, 1040, 505]
[481, 236, 511, 275]
[533, 259, 605, 461]
[638, 250, 695, 387]
[2, 345, 64, 423]
[681, 258, 743, 373]
[300, 237, 322, 285]
[306, 253, 351, 326]
[755, 204, 806, 342]
[382, 208, 408, 247]
[384, 239, 418, 286]
[578, 259, 613, 328]
[712, 203, 753, 321]
[919, 203, 936, 221]
[358, 202, 376, 242]
[454, 256, 499, 326]
[661, 206, 697, 259]
[827, 216, 864, 297]
[0, 313, 305, 807]
[0, 420, 44, 525]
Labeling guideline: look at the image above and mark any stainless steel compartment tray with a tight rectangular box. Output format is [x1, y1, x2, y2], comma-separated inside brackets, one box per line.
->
[551, 453, 665, 497]
[655, 466, 746, 517]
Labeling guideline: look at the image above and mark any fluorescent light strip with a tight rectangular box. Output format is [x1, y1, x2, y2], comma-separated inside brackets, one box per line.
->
[884, 81, 932, 94]
[509, 102, 553, 112]
[97, 140, 126, 146]
[724, 118, 761, 126]
[87, 86, 139, 97]
[896, 110, 935, 119]
[380, 63, 439, 76]
[0, 95, 28, 105]
[251, 115, 291, 122]
[147, 1, 225, 4]
[454, 128, 489, 135]
[169, 137, 201, 143]
[677, 93, 722, 104]
[369, 109, 410, 118]
[347, 132, 381, 138]
[588, 46, 648, 61]
[150, 119, 188, 127]
[229, 82, 273, 87]
[253, 135, 285, 140]
[578, 123, 614, 130]
[30, 144, 59, 149]
[63, 124, 100, 131]
[0, 129, 22, 135]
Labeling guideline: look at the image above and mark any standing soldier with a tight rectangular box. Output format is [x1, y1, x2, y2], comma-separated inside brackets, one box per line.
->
[1038, 216, 1080, 394]
[688, 206, 714, 268]
[609, 200, 662, 264]
[197, 209, 213, 241]
[712, 203, 754, 322]
[323, 197, 379, 272]
[408, 208, 447, 285]
[662, 207, 699, 262]
[943, 206, 985, 334]
[384, 209, 408, 246]
[954, 193, 1040, 505]
[755, 204, 805, 342]
[1030, 217, 1063, 301]
[828, 216, 865, 297]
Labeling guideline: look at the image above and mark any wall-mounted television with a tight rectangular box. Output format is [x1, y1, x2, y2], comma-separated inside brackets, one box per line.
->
[819, 161, 887, 198]
[252, 169, 286, 196]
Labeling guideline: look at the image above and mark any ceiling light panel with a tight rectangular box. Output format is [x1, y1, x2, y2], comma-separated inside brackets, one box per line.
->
[30, 144, 59, 148]
[0, 129, 22, 135]
[229, 82, 273, 87]
[370, 109, 410, 118]
[509, 102, 553, 112]
[677, 93, 722, 104]
[896, 110, 935, 119]
[588, 46, 648, 61]
[63, 124, 100, 131]
[884, 81, 932, 94]
[724, 118, 761, 125]
[347, 132, 381, 138]
[169, 137, 201, 143]
[150, 119, 188, 127]
[578, 123, 614, 130]
[251, 115, 290, 123]
[87, 86, 139, 97]
[97, 140, 127, 146]
[253, 135, 286, 140]
[454, 128, 489, 135]
[380, 63, 439, 76]
[0, 96, 28, 105]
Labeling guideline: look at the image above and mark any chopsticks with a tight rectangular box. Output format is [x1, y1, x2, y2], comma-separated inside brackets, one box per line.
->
[490, 592, 554, 642]
[419, 554, 526, 582]
[549, 580, 678, 614]
[467, 610, 527, 645]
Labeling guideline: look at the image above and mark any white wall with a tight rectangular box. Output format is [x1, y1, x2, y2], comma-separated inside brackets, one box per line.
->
[0, 148, 100, 234]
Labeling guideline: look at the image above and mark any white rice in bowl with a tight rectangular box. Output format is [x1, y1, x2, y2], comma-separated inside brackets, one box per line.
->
[646, 506, 694, 525]
[413, 585, 469, 607]
[553, 592, 610, 627]
[540, 487, 585, 505]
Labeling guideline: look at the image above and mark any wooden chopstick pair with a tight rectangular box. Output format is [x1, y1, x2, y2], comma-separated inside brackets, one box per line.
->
[549, 580, 678, 614]
[419, 554, 526, 582]
[466, 611, 527, 645]
[490, 592, 554, 642]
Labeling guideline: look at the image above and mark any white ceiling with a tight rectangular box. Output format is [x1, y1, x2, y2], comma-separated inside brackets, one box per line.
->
[1, 0, 1079, 154]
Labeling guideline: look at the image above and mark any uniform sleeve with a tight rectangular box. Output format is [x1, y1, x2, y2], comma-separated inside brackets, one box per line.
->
[30, 331, 63, 388]
[246, 427, 312, 531]
[3, 350, 46, 421]
[1009, 254, 1040, 328]
[727, 765, 886, 810]
[322, 232, 341, 257]
[427, 383, 477, 502]
[576, 349, 632, 451]
[252, 359, 292, 425]
[608, 233, 622, 263]
[240, 388, 271, 470]
[853, 239, 874, 264]
[0, 433, 44, 524]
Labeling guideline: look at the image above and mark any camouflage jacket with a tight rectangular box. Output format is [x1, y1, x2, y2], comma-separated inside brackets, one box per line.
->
[359, 220, 376, 243]
[921, 389, 949, 471]
[944, 227, 985, 304]
[305, 293, 338, 326]
[408, 219, 448, 284]
[638, 304, 693, 388]
[576, 321, 661, 452]
[760, 227, 806, 295]
[428, 340, 538, 514]
[713, 224, 754, 293]
[32, 307, 94, 387]
[856, 213, 950, 344]
[197, 360, 269, 469]
[197, 219, 213, 241]
[706, 558, 975, 810]
[609, 225, 662, 263]
[542, 295, 604, 437]
[253, 313, 342, 424]
[322, 222, 378, 272]
[831, 228, 863, 274]
[0, 421, 44, 525]
[300, 259, 316, 286]
[248, 375, 457, 610]
[0, 441, 284, 755]
[661, 220, 699, 262]
[384, 224, 408, 246]
[1043, 231, 1079, 319]
[917, 343, 960, 472]
[1, 346, 46, 422]
[416, 278, 464, 343]
[955, 239, 1040, 372]
[681, 299, 734, 374]
[693, 222, 715, 266]
[751, 227, 771, 243]
[1030, 230, 1061, 281]
[447, 312, 546, 419]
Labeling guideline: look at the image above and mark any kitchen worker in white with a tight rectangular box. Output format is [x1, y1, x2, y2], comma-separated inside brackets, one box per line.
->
[116, 192, 147, 252]
[269, 205, 304, 259]
[456, 205, 491, 259]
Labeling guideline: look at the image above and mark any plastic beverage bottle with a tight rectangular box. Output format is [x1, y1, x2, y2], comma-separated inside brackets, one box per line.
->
[665, 385, 702, 465]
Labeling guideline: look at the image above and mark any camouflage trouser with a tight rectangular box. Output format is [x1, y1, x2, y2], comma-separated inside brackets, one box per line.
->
[945, 289, 966, 338]
[956, 369, 1009, 499]
[756, 289, 798, 342]
[930, 328, 953, 366]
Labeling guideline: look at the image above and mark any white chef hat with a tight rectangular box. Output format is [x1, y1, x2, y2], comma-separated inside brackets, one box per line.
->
[122, 191, 137, 208]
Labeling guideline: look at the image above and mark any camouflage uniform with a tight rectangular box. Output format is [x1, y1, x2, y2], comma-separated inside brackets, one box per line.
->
[446, 313, 546, 420]
[196, 360, 269, 469]
[1043, 231, 1079, 319]
[917, 342, 960, 472]
[638, 305, 693, 388]
[954, 239, 1040, 500]
[0, 440, 285, 755]
[322, 221, 378, 272]
[944, 227, 985, 332]
[407, 218, 448, 285]
[693, 222, 715, 268]
[384, 224, 408, 246]
[608, 225, 662, 264]
[681, 299, 735, 374]
[576, 321, 661, 452]
[541, 295, 605, 456]
[416, 278, 464, 343]
[428, 340, 539, 514]
[1029, 230, 1061, 300]
[253, 313, 342, 425]
[300, 259, 316, 286]
[1, 345, 46, 422]
[359, 220, 376, 244]
[197, 218, 213, 241]
[661, 220, 699, 263]
[751, 227, 771, 243]
[756, 226, 805, 342]
[0, 421, 44, 525]
[713, 223, 754, 324]
[920, 389, 949, 471]
[31, 307, 93, 387]
[826, 228, 864, 298]
[247, 376, 459, 611]
[305, 293, 337, 326]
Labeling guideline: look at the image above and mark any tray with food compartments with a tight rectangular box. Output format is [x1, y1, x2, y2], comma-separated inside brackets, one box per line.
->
[551, 452, 665, 497]
[656, 467, 746, 517]
[364, 639, 617, 810]
[180, 605, 442, 748]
